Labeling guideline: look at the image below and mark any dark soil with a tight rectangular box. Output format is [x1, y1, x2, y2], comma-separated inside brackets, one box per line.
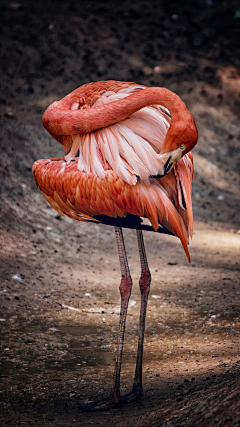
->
[0, 0, 240, 426]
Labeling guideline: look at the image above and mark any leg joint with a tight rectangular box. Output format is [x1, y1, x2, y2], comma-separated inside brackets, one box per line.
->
[139, 268, 151, 294]
[119, 275, 132, 299]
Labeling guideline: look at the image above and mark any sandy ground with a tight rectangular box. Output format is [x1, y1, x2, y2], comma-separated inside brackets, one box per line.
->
[0, 0, 240, 426]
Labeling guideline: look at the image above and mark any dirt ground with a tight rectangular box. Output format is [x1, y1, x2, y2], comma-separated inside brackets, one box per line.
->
[1, 0, 240, 426]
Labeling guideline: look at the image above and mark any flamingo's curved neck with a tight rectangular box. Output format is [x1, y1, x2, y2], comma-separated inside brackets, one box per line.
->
[42, 85, 197, 155]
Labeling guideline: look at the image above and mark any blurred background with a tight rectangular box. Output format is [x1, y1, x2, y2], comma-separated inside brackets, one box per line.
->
[1, 0, 240, 224]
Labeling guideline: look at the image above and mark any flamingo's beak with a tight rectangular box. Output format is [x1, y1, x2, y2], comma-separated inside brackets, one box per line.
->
[149, 156, 172, 179]
[162, 156, 173, 174]
[151, 145, 185, 178]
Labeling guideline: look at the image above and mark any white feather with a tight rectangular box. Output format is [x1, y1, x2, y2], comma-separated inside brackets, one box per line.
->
[69, 85, 172, 184]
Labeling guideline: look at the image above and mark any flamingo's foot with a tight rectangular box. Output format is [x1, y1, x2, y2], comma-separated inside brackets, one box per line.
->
[121, 384, 143, 404]
[79, 385, 143, 411]
[79, 393, 120, 412]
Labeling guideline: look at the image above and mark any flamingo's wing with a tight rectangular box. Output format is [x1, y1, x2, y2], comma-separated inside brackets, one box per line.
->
[33, 158, 191, 261]
[60, 83, 171, 185]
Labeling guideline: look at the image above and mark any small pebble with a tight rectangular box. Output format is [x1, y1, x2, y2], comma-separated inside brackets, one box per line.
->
[153, 66, 161, 73]
[8, 2, 21, 9]
[142, 66, 153, 76]
[12, 274, 22, 281]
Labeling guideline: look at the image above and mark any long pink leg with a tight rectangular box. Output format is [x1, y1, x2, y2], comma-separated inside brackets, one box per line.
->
[110, 226, 133, 400]
[80, 226, 132, 411]
[121, 229, 151, 403]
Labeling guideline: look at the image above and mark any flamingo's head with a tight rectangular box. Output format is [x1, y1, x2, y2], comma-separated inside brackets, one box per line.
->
[158, 117, 198, 176]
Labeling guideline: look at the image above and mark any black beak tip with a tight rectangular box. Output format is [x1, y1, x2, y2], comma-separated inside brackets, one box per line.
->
[149, 156, 173, 179]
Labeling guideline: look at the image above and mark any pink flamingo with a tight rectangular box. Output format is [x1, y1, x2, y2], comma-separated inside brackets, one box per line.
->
[32, 80, 198, 410]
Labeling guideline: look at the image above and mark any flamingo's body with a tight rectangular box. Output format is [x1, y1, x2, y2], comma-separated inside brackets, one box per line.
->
[32, 81, 198, 410]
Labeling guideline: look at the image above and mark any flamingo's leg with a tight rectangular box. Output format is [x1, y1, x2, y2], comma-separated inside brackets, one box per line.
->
[121, 229, 151, 403]
[110, 227, 133, 399]
[80, 226, 132, 411]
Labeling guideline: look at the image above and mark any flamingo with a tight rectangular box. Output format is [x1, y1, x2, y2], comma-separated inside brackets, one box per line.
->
[32, 80, 198, 410]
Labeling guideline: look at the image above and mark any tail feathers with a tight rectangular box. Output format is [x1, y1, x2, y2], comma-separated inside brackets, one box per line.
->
[152, 183, 190, 261]
[175, 155, 194, 239]
[132, 181, 190, 261]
